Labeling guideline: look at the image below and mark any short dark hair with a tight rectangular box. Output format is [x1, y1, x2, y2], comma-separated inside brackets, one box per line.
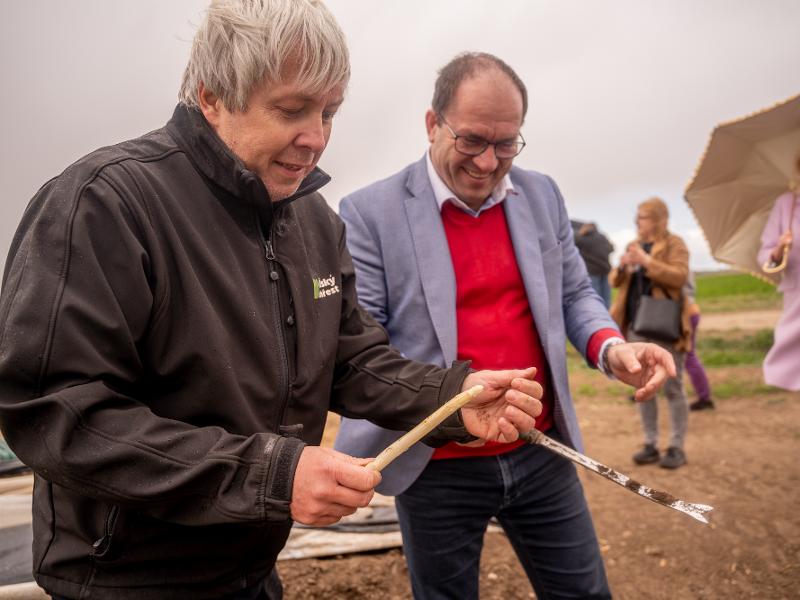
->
[432, 52, 528, 123]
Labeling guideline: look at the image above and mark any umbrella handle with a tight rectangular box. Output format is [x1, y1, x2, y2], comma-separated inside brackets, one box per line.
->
[761, 243, 790, 273]
[762, 191, 797, 274]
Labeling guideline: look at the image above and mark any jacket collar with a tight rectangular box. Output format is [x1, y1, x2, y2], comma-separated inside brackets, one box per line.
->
[165, 104, 331, 212]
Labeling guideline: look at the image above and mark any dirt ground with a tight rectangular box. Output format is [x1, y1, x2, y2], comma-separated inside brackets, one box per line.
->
[278, 315, 800, 599]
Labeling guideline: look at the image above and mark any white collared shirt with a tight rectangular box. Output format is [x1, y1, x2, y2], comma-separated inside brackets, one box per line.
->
[425, 151, 516, 216]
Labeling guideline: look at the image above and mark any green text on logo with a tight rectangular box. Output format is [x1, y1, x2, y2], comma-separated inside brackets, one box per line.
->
[312, 274, 340, 300]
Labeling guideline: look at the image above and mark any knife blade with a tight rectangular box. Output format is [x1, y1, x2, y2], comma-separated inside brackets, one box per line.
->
[519, 429, 713, 524]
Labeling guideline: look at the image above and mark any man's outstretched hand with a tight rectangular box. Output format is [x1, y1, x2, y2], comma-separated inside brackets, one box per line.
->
[606, 342, 677, 401]
[460, 367, 543, 443]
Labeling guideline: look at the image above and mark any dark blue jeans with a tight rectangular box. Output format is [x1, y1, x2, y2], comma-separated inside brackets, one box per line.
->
[395, 439, 611, 600]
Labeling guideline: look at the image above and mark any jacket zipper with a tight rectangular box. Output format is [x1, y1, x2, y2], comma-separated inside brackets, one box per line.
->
[263, 226, 291, 427]
[90, 505, 120, 559]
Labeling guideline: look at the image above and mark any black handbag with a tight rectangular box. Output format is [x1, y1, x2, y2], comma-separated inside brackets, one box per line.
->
[631, 275, 682, 343]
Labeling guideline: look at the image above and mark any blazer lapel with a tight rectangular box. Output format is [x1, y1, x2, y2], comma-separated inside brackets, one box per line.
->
[404, 158, 458, 364]
[504, 192, 550, 350]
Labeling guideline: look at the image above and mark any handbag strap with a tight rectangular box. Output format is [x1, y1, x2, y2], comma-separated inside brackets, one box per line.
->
[634, 244, 660, 297]
[634, 244, 681, 301]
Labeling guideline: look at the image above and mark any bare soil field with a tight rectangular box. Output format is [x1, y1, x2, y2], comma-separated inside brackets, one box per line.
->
[280, 362, 800, 599]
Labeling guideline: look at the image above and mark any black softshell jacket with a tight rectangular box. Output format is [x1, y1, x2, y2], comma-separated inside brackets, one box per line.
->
[0, 105, 471, 599]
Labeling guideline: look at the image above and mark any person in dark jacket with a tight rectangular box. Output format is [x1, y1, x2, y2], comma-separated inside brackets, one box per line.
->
[571, 220, 615, 307]
[0, 2, 547, 599]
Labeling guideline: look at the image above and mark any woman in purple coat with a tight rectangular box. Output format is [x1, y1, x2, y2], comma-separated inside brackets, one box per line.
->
[758, 187, 800, 391]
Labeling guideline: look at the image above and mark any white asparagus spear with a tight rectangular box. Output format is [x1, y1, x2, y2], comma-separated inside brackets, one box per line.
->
[367, 385, 484, 472]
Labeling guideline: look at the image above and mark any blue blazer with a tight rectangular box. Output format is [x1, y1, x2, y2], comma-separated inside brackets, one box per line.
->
[334, 156, 617, 495]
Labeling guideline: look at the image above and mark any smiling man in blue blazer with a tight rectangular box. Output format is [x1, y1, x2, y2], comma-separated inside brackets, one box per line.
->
[335, 52, 675, 599]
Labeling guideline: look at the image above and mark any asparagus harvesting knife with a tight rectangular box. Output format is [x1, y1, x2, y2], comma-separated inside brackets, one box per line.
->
[519, 429, 713, 524]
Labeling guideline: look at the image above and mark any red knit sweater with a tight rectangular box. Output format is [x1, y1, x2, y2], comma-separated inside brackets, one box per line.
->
[432, 202, 552, 459]
[432, 202, 617, 460]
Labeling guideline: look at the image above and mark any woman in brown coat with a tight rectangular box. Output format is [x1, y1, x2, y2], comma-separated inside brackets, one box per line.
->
[610, 197, 691, 468]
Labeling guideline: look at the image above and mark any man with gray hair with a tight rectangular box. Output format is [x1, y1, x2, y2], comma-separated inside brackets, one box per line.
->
[0, 3, 546, 599]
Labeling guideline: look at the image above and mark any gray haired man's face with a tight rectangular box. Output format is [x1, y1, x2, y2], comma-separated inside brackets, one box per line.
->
[201, 76, 344, 202]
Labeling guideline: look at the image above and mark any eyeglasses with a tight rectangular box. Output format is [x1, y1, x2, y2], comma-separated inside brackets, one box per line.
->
[438, 115, 526, 159]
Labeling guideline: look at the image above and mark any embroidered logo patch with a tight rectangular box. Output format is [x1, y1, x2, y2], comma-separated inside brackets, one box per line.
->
[312, 274, 340, 299]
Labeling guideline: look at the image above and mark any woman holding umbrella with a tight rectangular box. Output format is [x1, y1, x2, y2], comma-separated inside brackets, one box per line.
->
[610, 197, 691, 469]
[759, 176, 800, 392]
[684, 94, 800, 389]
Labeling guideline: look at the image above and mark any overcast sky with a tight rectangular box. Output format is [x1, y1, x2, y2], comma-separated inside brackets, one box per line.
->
[2, 1, 799, 272]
